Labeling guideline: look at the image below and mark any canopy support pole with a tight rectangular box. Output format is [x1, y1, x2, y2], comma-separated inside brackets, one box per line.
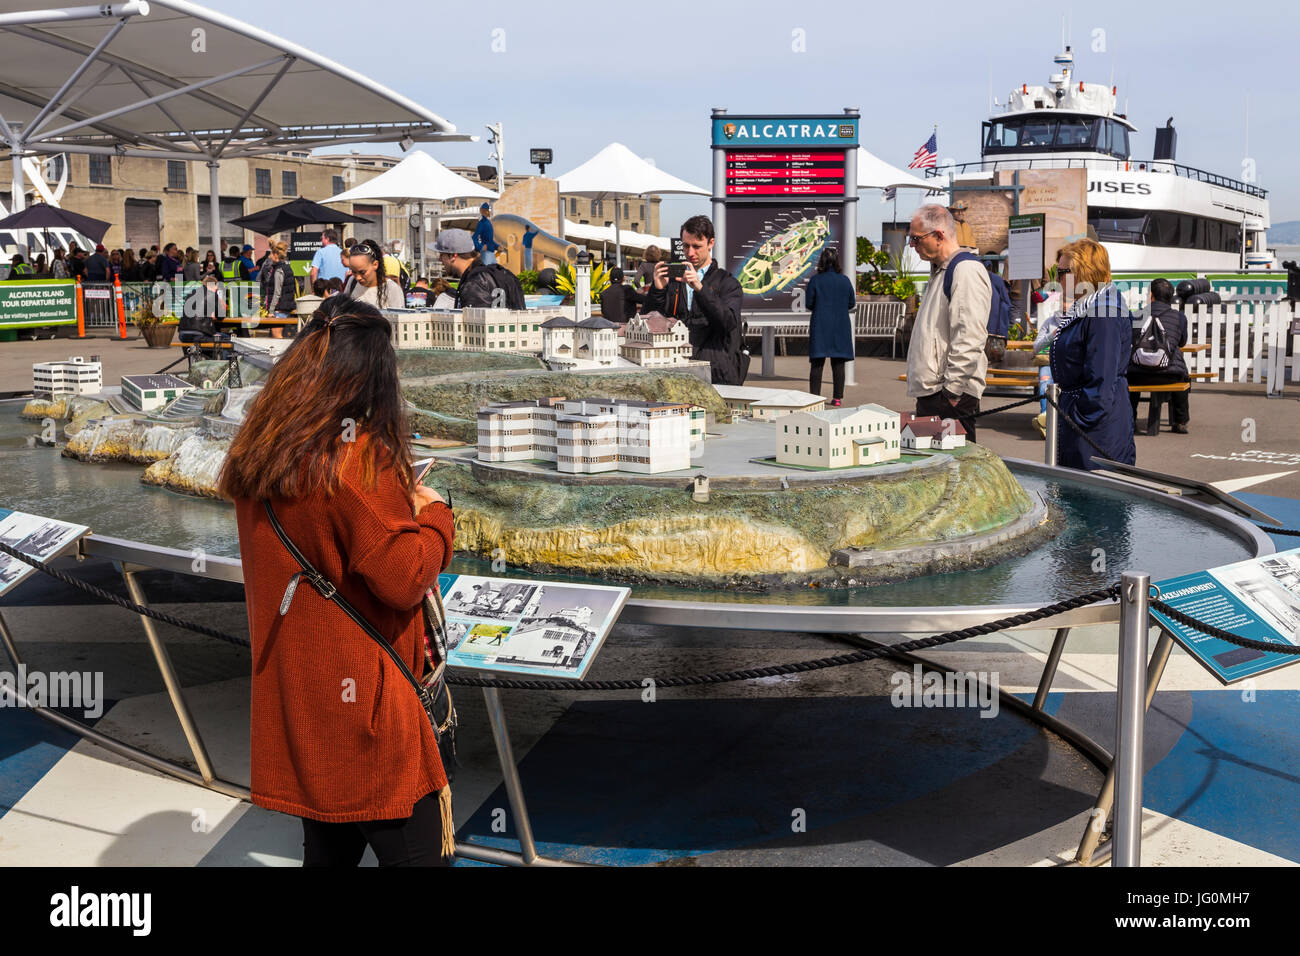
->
[207, 160, 221, 254]
[418, 200, 426, 280]
[614, 192, 622, 269]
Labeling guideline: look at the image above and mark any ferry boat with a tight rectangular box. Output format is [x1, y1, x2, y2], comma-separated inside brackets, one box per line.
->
[931, 47, 1272, 272]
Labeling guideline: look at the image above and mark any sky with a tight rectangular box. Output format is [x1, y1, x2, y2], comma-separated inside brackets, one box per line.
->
[212, 0, 1300, 233]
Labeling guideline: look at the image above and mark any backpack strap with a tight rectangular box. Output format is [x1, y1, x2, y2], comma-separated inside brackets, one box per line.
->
[942, 251, 979, 299]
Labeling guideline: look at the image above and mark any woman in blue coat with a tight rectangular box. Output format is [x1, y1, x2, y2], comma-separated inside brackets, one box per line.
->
[1048, 239, 1136, 471]
[805, 247, 856, 407]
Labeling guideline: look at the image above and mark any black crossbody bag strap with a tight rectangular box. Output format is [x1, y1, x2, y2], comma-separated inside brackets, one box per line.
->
[262, 500, 438, 718]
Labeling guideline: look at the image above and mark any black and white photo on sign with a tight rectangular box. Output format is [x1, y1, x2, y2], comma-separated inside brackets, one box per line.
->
[493, 584, 621, 673]
[444, 619, 471, 652]
[0, 511, 87, 598]
[442, 576, 539, 620]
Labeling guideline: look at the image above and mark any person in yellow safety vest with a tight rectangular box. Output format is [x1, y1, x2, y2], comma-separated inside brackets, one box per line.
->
[7, 254, 33, 279]
[220, 244, 251, 282]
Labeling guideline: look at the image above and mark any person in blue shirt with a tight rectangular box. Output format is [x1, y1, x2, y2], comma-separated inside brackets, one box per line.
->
[522, 224, 537, 271]
[473, 204, 499, 266]
[309, 229, 348, 285]
[240, 244, 260, 282]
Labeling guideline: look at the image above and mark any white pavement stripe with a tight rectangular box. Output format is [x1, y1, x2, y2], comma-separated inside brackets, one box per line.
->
[1210, 471, 1297, 493]
[0, 739, 247, 866]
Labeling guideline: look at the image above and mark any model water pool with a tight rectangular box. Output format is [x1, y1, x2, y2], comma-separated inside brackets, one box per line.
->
[0, 401, 1260, 609]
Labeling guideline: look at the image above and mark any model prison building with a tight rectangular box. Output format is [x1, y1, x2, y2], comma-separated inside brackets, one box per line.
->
[776, 404, 901, 468]
[477, 397, 702, 474]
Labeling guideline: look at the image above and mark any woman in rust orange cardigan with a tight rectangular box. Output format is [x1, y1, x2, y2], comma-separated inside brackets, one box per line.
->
[218, 297, 456, 866]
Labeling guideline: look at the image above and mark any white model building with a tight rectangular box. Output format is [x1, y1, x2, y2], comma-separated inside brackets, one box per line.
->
[900, 413, 967, 450]
[32, 356, 102, 397]
[714, 385, 825, 421]
[540, 316, 619, 368]
[120, 374, 195, 412]
[477, 397, 699, 475]
[776, 404, 900, 468]
[619, 314, 693, 368]
[394, 308, 570, 352]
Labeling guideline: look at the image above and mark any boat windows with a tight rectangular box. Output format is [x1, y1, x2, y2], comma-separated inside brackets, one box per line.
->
[983, 114, 1130, 157]
[1087, 207, 1242, 253]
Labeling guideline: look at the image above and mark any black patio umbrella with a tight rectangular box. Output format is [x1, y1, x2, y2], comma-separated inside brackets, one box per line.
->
[228, 196, 373, 236]
[0, 202, 111, 244]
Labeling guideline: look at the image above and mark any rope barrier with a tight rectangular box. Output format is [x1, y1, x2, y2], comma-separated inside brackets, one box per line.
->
[971, 395, 1040, 419]
[0, 539, 1120, 689]
[1042, 392, 1116, 462]
[0, 540, 252, 649]
[1256, 526, 1300, 537]
[1149, 597, 1300, 655]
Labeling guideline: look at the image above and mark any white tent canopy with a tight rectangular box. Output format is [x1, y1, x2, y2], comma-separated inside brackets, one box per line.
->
[555, 142, 706, 267]
[563, 219, 670, 254]
[326, 150, 497, 275]
[0, 0, 469, 158]
[855, 147, 945, 192]
[326, 150, 497, 206]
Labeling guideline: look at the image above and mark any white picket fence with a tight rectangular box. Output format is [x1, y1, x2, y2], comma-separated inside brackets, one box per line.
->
[1182, 301, 1299, 387]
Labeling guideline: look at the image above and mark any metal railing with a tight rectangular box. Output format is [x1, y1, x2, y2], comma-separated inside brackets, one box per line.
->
[926, 157, 1268, 199]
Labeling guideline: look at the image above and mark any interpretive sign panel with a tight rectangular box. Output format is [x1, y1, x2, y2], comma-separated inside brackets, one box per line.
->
[289, 233, 322, 261]
[0, 280, 76, 329]
[438, 573, 629, 680]
[1151, 548, 1300, 684]
[1007, 214, 1046, 281]
[0, 508, 88, 598]
[724, 203, 843, 312]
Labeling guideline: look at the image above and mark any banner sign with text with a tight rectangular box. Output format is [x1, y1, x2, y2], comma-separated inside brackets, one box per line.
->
[0, 280, 77, 328]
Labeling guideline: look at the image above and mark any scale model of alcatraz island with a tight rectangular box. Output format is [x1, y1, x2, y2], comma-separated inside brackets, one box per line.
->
[24, 310, 1044, 592]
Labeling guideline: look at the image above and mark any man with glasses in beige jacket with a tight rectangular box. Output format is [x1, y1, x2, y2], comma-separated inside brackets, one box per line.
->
[905, 204, 991, 442]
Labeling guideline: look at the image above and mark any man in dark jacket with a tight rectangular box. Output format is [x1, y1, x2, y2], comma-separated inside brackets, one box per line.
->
[600, 267, 642, 321]
[640, 215, 745, 385]
[434, 228, 525, 310]
[83, 243, 111, 281]
[1128, 277, 1189, 433]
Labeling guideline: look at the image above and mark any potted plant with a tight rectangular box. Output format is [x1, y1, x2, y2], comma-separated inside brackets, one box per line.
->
[856, 239, 917, 305]
[133, 299, 178, 348]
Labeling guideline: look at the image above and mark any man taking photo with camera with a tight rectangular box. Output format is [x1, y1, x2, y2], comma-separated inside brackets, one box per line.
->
[641, 215, 745, 385]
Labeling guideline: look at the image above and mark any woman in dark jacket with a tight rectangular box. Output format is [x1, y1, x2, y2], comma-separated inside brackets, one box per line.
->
[805, 247, 856, 406]
[260, 240, 297, 336]
[1127, 278, 1189, 433]
[1048, 239, 1136, 470]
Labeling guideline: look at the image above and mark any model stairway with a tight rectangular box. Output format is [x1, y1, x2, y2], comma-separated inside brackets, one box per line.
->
[154, 390, 219, 421]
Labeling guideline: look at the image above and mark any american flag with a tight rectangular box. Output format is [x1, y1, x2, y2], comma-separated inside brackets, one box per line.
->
[908, 133, 938, 169]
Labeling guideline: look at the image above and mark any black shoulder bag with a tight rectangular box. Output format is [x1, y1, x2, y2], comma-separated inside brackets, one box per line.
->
[262, 500, 457, 778]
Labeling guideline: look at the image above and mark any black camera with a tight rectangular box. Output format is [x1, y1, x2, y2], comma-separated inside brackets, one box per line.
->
[1284, 260, 1300, 304]
[667, 262, 686, 281]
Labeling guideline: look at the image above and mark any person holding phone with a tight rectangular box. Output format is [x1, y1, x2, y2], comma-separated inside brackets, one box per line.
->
[217, 296, 456, 866]
[640, 215, 745, 385]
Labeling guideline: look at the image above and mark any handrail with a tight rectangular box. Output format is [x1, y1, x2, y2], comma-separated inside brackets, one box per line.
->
[925, 157, 1268, 200]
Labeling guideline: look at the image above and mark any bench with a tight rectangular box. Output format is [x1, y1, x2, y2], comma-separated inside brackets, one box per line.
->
[1129, 381, 1191, 436]
[896, 372, 1037, 390]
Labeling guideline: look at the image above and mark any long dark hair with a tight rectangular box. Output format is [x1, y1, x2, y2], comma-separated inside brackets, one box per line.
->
[217, 297, 409, 500]
[350, 238, 392, 308]
[816, 247, 840, 274]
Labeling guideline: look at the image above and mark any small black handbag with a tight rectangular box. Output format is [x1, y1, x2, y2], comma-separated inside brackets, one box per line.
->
[262, 500, 457, 778]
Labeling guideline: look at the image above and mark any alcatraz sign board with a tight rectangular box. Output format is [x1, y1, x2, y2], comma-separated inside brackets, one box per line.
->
[1151, 548, 1300, 684]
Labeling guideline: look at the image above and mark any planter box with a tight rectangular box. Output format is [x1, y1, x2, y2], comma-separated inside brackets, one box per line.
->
[141, 324, 177, 348]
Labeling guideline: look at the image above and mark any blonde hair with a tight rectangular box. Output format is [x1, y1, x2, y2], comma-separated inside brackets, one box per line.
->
[269, 239, 288, 259]
[1057, 239, 1111, 287]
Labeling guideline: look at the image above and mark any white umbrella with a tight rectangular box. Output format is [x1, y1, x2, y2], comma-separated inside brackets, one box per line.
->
[556, 143, 707, 267]
[327, 150, 498, 275]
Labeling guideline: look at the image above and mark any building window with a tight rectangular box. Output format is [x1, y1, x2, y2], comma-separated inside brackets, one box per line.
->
[569, 198, 577, 215]
[333, 175, 345, 195]
[167, 161, 187, 189]
[640, 204, 647, 219]
[282, 170, 297, 195]
[255, 168, 271, 194]
[89, 154, 112, 185]
[623, 203, 629, 218]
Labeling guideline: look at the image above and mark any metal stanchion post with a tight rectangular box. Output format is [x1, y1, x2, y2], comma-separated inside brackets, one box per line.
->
[1114, 571, 1150, 867]
[1044, 383, 1059, 467]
